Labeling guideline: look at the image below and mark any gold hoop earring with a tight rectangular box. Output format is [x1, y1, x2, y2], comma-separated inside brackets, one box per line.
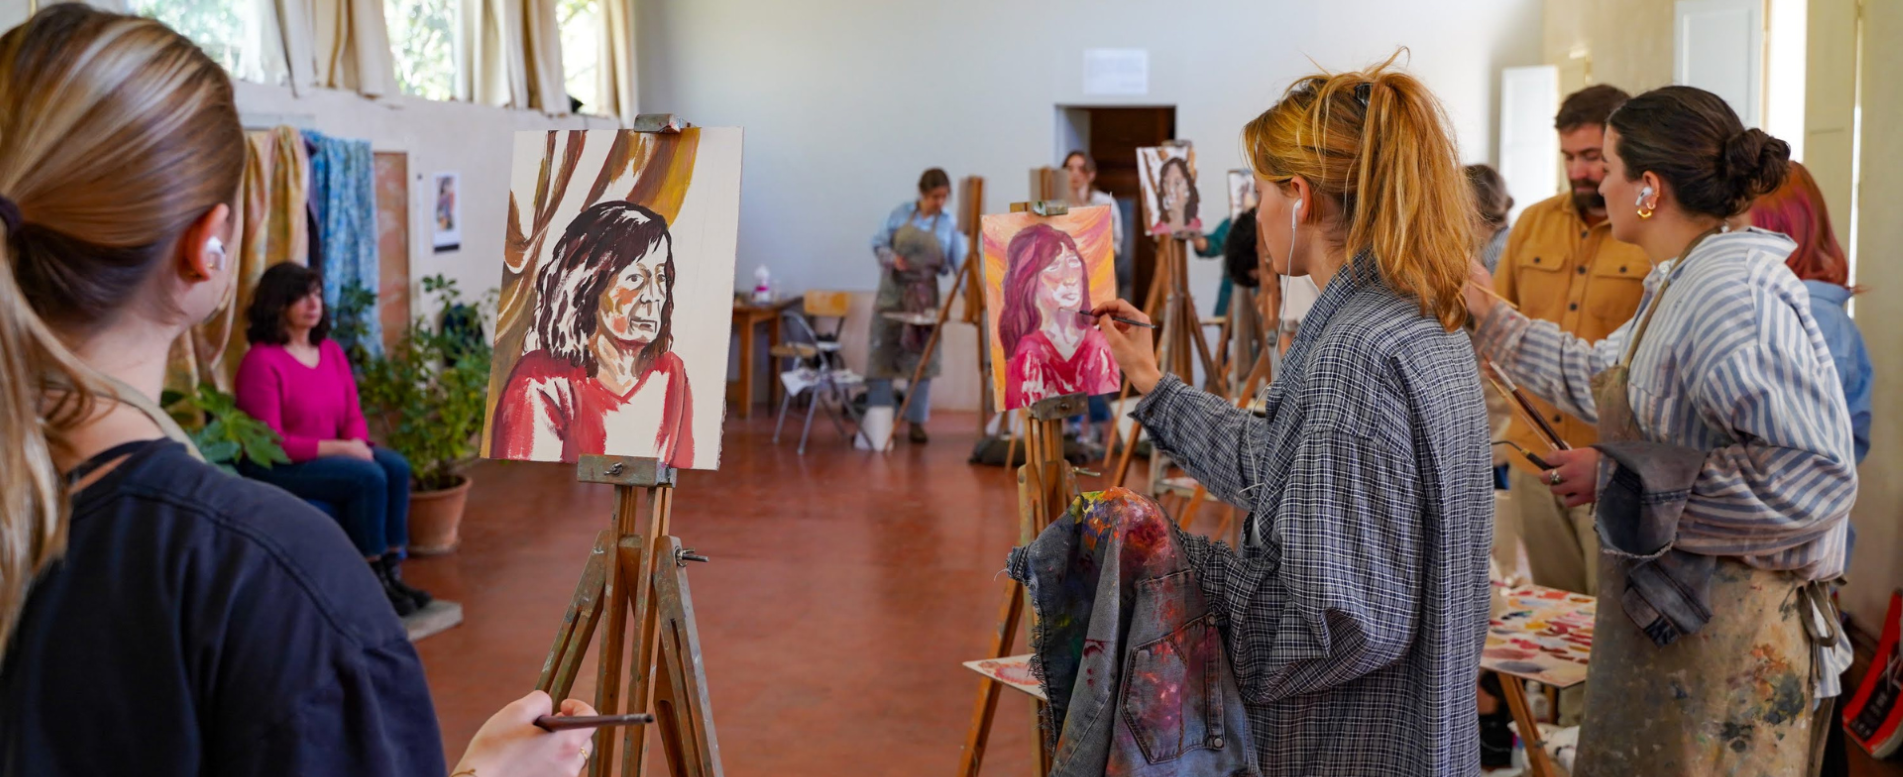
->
[1637, 204, 1655, 220]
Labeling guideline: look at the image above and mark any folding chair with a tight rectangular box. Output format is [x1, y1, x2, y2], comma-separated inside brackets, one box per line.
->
[771, 291, 865, 454]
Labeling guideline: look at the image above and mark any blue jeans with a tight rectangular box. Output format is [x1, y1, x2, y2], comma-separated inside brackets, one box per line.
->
[245, 447, 412, 558]
[866, 378, 930, 424]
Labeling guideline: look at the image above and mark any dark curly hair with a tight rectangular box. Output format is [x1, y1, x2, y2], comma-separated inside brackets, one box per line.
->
[1224, 208, 1261, 288]
[245, 262, 329, 345]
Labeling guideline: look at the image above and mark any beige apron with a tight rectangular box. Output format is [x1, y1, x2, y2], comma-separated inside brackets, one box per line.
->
[1573, 231, 1821, 776]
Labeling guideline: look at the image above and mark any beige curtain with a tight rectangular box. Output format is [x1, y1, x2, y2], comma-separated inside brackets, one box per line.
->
[167, 127, 311, 394]
[311, 0, 397, 97]
[459, 0, 568, 113]
[597, 0, 637, 123]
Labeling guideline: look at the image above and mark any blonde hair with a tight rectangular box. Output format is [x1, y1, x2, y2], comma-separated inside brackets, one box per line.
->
[1244, 51, 1473, 330]
[0, 5, 244, 658]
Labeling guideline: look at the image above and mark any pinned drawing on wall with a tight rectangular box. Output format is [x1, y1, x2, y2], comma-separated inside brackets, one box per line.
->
[482, 128, 744, 470]
[432, 171, 461, 253]
[980, 205, 1121, 410]
[1137, 143, 1201, 237]
[1227, 169, 1258, 221]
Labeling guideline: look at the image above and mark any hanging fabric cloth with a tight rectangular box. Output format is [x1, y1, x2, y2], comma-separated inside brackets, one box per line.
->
[305, 130, 383, 356]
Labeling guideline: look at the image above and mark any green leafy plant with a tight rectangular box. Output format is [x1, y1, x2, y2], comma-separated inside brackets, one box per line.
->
[356, 274, 496, 492]
[331, 279, 379, 369]
[161, 384, 291, 476]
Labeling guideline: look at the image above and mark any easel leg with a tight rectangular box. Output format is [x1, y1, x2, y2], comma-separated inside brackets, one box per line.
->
[539, 530, 613, 699]
[590, 487, 646, 777]
[1498, 673, 1558, 777]
[957, 580, 1026, 777]
[653, 536, 723, 777]
[620, 487, 674, 777]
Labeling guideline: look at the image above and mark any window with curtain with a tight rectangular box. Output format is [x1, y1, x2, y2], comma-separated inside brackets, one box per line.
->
[558, 0, 599, 114]
[385, 0, 457, 100]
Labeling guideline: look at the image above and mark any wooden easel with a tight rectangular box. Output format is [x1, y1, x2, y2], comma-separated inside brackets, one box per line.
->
[887, 176, 990, 451]
[958, 391, 1087, 777]
[1104, 231, 1218, 488]
[538, 456, 722, 777]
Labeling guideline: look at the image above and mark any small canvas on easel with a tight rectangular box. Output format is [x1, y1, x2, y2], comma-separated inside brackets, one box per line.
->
[1482, 584, 1596, 688]
[1137, 144, 1201, 236]
[980, 206, 1121, 410]
[1227, 169, 1258, 221]
[483, 128, 743, 470]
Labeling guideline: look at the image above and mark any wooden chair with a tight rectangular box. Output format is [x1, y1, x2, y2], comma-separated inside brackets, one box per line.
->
[771, 291, 864, 454]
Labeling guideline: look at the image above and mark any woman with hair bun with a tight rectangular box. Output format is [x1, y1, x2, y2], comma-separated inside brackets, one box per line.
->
[1468, 85, 1856, 775]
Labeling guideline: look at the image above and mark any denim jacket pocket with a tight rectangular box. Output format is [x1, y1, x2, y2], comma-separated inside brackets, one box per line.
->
[1120, 571, 1225, 764]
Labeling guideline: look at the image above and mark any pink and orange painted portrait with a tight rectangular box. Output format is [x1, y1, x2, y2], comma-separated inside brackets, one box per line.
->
[980, 205, 1121, 411]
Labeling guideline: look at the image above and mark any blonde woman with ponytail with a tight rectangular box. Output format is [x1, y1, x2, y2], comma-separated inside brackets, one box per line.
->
[1091, 55, 1492, 774]
[0, 7, 597, 775]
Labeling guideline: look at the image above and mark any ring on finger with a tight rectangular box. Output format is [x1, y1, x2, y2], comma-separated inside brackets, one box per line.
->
[1548, 470, 1562, 486]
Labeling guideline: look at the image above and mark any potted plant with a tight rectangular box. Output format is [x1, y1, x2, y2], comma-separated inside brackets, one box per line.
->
[356, 275, 496, 555]
[161, 383, 292, 475]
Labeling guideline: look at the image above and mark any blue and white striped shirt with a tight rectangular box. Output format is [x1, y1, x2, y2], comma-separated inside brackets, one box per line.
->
[1477, 228, 1856, 580]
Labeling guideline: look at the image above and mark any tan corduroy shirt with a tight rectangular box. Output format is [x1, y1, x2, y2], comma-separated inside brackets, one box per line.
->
[1493, 192, 1653, 474]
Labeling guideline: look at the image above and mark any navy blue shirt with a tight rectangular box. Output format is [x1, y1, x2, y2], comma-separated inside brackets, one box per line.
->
[1, 440, 445, 776]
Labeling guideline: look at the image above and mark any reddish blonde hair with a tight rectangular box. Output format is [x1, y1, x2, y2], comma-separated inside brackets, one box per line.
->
[1244, 51, 1473, 331]
[1751, 161, 1849, 288]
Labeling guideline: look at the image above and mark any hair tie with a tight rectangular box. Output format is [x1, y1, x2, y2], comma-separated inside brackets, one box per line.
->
[0, 195, 20, 234]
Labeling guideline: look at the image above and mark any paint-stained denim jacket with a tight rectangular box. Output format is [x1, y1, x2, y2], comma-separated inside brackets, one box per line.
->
[1007, 489, 1259, 777]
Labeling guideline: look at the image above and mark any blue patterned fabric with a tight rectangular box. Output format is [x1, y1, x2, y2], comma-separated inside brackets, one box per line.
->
[305, 131, 382, 355]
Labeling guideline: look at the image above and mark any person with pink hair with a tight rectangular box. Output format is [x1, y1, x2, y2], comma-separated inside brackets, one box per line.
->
[1001, 224, 1119, 408]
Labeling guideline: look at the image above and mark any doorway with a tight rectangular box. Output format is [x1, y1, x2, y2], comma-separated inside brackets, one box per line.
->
[1055, 105, 1176, 305]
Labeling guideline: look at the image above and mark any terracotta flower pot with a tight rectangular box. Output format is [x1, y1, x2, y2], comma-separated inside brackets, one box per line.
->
[408, 474, 471, 556]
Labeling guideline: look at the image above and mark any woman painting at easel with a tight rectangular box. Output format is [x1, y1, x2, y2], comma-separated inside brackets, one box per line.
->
[1090, 58, 1495, 774]
[867, 168, 966, 445]
[0, 7, 597, 775]
[1465, 86, 1856, 775]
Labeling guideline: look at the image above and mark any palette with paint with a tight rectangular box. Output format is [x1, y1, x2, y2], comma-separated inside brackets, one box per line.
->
[1481, 584, 1596, 688]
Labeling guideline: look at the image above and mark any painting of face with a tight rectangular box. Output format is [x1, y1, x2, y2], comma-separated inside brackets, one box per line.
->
[1137, 144, 1202, 236]
[483, 127, 743, 470]
[982, 206, 1122, 410]
[598, 239, 671, 348]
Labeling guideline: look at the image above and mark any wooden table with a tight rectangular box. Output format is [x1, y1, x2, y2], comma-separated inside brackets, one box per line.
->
[730, 297, 801, 419]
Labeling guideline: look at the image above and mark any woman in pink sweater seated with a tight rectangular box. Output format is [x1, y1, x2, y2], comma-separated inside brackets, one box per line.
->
[235, 263, 431, 616]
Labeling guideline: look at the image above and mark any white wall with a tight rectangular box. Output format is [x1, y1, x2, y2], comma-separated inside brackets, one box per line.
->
[638, 0, 1544, 409]
[638, 0, 1545, 297]
[229, 82, 620, 306]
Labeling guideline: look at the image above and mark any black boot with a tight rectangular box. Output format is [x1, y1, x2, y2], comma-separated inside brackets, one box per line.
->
[373, 560, 419, 617]
[380, 554, 433, 610]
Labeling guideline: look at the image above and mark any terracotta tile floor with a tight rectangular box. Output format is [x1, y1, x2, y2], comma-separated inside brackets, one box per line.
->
[405, 408, 1903, 777]
[406, 410, 1056, 775]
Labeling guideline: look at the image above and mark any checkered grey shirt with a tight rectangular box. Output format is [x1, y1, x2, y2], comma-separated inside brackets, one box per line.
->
[1134, 254, 1494, 776]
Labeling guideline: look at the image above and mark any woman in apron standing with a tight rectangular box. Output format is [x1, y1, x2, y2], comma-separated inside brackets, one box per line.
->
[867, 168, 966, 444]
[1466, 85, 1857, 775]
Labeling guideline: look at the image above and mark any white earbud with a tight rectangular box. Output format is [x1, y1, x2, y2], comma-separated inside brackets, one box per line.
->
[1636, 186, 1654, 207]
[206, 236, 226, 271]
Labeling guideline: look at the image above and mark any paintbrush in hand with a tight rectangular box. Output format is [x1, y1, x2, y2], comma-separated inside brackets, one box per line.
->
[533, 713, 656, 731]
[1071, 309, 1157, 329]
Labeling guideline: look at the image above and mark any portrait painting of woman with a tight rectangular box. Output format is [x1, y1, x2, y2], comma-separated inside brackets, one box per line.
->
[1139, 145, 1203, 236]
[980, 207, 1121, 410]
[483, 127, 742, 471]
[490, 201, 694, 467]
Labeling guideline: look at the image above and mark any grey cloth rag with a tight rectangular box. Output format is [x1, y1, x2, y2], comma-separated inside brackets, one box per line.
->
[1592, 440, 1715, 646]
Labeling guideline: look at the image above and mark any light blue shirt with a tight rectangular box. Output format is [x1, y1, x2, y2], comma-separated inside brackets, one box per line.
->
[1802, 280, 1872, 464]
[870, 201, 966, 277]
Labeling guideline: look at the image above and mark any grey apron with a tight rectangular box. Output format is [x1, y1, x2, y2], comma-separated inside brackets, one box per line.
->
[867, 213, 944, 381]
[1573, 231, 1821, 776]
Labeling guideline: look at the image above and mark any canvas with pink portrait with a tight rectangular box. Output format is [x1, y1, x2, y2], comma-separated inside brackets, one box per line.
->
[1137, 144, 1202, 237]
[980, 205, 1121, 411]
